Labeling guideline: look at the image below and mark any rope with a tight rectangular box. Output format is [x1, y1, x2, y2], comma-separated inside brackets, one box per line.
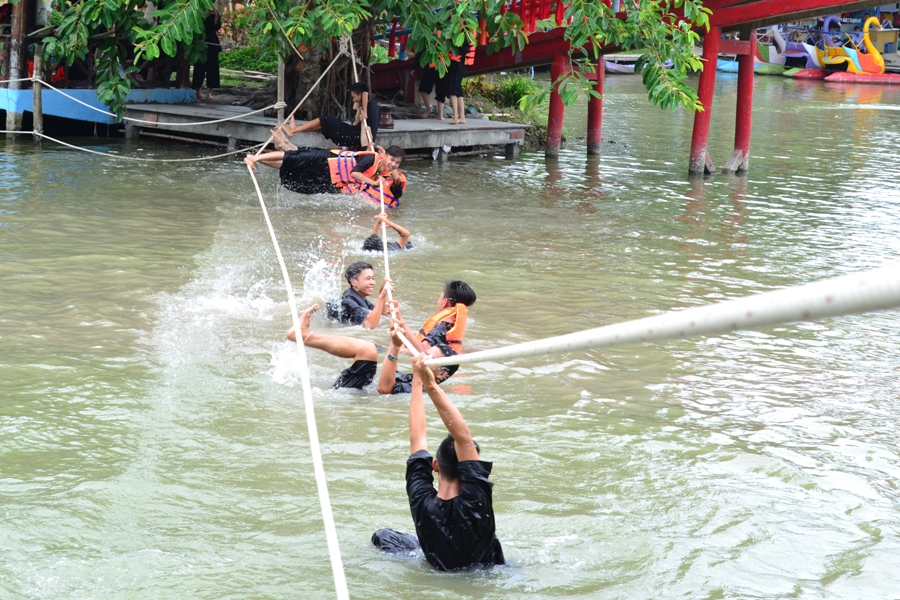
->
[246, 165, 349, 600]
[348, 35, 374, 151]
[264, 0, 305, 61]
[33, 78, 287, 126]
[0, 77, 35, 85]
[0, 130, 265, 162]
[254, 39, 350, 157]
[378, 180, 420, 355]
[425, 265, 900, 367]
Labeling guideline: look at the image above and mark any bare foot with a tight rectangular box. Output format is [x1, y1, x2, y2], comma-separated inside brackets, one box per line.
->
[457, 119, 466, 125]
[243, 155, 258, 172]
[287, 304, 320, 343]
[271, 126, 290, 151]
[450, 118, 459, 124]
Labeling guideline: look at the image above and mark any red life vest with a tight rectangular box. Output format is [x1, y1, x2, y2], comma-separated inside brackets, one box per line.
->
[327, 150, 403, 208]
[416, 304, 468, 353]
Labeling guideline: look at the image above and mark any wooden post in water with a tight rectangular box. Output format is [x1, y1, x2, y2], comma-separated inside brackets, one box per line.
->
[33, 45, 44, 149]
[688, 27, 720, 176]
[586, 57, 604, 156]
[545, 52, 569, 158]
[5, 0, 27, 138]
[732, 29, 756, 174]
[277, 54, 285, 124]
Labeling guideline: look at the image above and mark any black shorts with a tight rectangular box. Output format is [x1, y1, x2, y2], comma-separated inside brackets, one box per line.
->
[334, 359, 378, 390]
[332, 360, 415, 394]
[418, 67, 447, 103]
[445, 62, 466, 97]
[279, 148, 333, 194]
[372, 528, 420, 555]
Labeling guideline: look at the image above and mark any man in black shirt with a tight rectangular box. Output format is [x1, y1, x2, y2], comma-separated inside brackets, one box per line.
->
[279, 82, 379, 150]
[362, 214, 412, 252]
[324, 261, 392, 328]
[372, 353, 505, 571]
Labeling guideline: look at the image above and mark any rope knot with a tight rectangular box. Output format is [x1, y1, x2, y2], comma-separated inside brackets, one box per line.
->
[273, 101, 287, 110]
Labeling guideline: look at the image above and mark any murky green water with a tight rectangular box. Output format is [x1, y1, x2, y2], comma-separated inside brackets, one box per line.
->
[3, 74, 900, 598]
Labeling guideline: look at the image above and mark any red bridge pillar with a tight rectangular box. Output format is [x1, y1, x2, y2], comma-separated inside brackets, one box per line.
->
[724, 29, 756, 174]
[546, 52, 570, 158]
[587, 57, 605, 156]
[689, 27, 721, 176]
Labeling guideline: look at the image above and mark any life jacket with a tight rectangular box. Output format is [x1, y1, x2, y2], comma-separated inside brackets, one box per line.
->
[416, 304, 467, 353]
[327, 150, 401, 208]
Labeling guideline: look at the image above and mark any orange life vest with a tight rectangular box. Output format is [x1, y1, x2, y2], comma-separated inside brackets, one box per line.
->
[416, 304, 468, 353]
[327, 150, 402, 208]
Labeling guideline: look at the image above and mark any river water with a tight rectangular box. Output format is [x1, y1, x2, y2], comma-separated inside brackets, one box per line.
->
[3, 74, 900, 599]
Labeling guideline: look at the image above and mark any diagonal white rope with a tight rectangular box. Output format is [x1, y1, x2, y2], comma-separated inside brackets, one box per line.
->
[246, 164, 349, 600]
[32, 78, 287, 126]
[378, 181, 420, 355]
[0, 129, 265, 162]
[348, 35, 374, 151]
[254, 41, 350, 157]
[425, 265, 900, 367]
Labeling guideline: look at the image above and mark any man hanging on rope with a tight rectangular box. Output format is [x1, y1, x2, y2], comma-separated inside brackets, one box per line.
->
[362, 214, 412, 252]
[371, 351, 505, 571]
[278, 82, 379, 150]
[325, 261, 394, 328]
[243, 135, 407, 207]
[285, 280, 475, 393]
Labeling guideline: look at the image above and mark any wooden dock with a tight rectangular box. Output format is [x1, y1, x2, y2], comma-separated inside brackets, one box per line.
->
[123, 103, 527, 158]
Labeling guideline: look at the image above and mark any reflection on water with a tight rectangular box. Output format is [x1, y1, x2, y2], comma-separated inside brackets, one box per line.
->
[2, 75, 900, 598]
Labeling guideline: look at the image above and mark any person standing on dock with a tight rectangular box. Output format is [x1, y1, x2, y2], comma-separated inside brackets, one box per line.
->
[279, 82, 379, 150]
[418, 52, 447, 120]
[192, 9, 222, 101]
[371, 350, 504, 571]
[447, 40, 474, 125]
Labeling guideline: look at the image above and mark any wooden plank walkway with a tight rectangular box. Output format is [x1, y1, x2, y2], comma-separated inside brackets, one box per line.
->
[123, 103, 527, 158]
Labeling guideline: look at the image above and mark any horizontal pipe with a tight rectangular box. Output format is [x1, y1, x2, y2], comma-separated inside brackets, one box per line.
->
[425, 265, 900, 367]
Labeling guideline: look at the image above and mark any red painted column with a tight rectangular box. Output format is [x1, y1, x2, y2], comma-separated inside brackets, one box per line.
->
[546, 52, 569, 158]
[689, 26, 721, 175]
[733, 29, 756, 173]
[587, 57, 605, 156]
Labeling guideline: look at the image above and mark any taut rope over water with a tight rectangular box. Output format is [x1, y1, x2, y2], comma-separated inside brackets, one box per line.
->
[378, 180, 419, 355]
[425, 265, 900, 367]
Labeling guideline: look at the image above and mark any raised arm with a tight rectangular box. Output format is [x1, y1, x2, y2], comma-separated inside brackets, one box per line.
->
[362, 277, 393, 329]
[374, 214, 410, 248]
[412, 354, 479, 462]
[409, 369, 428, 454]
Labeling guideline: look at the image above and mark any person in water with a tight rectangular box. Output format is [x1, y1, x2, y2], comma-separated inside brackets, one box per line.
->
[371, 352, 505, 571]
[285, 280, 475, 393]
[324, 261, 394, 328]
[363, 214, 412, 252]
[278, 82, 379, 150]
[243, 139, 406, 207]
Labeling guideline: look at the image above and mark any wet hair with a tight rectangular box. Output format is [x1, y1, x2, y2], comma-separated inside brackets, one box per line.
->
[349, 82, 370, 94]
[443, 280, 476, 307]
[436, 434, 480, 481]
[345, 261, 373, 285]
[362, 235, 382, 252]
[385, 145, 405, 160]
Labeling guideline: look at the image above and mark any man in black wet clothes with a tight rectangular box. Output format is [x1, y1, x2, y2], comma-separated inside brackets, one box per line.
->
[279, 82, 379, 149]
[325, 261, 393, 328]
[243, 132, 406, 206]
[371, 352, 505, 571]
[362, 214, 412, 252]
[285, 280, 476, 393]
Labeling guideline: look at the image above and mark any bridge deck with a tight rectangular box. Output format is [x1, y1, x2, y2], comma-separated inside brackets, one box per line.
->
[123, 103, 527, 155]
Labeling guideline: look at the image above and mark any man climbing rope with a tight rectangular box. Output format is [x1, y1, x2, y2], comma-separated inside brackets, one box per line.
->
[371, 350, 505, 571]
[285, 280, 475, 393]
[362, 214, 412, 252]
[243, 136, 406, 207]
[325, 261, 394, 328]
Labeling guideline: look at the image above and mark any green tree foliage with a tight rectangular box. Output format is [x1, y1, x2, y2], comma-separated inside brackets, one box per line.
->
[44, 0, 709, 117]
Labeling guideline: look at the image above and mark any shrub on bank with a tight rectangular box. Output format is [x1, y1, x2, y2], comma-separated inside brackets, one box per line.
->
[219, 46, 278, 74]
